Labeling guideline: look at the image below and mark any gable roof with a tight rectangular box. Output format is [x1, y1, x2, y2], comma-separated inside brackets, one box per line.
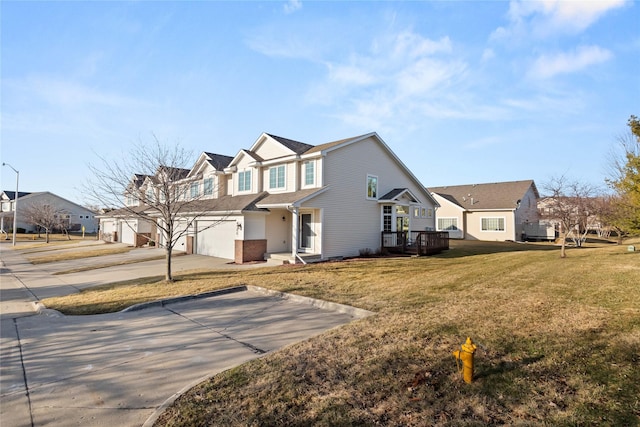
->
[429, 180, 538, 211]
[266, 134, 315, 155]
[203, 152, 234, 170]
[2, 191, 32, 200]
[378, 188, 421, 203]
[11, 191, 97, 213]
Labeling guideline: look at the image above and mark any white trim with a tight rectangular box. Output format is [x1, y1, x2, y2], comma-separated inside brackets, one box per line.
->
[366, 174, 378, 200]
[480, 216, 506, 232]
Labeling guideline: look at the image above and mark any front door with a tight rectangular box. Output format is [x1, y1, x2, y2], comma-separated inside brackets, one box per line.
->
[299, 213, 312, 251]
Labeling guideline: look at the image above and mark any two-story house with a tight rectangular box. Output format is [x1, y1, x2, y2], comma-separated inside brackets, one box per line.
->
[100, 132, 440, 263]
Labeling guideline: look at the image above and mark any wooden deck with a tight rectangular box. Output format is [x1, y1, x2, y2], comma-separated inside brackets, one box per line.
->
[381, 231, 449, 256]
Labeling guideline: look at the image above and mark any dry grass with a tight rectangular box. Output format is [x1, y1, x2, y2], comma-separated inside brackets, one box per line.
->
[26, 246, 132, 264]
[42, 240, 640, 426]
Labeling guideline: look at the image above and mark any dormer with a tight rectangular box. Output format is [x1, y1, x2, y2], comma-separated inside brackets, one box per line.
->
[187, 152, 233, 199]
[226, 150, 262, 196]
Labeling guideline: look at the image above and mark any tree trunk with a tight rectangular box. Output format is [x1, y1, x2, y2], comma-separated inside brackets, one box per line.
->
[560, 232, 567, 258]
[45, 229, 50, 244]
[165, 244, 173, 282]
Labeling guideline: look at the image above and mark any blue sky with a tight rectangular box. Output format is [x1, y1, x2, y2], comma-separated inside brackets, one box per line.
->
[2, 0, 639, 203]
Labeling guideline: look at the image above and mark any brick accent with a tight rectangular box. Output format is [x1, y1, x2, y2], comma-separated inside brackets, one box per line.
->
[135, 233, 151, 247]
[235, 239, 267, 264]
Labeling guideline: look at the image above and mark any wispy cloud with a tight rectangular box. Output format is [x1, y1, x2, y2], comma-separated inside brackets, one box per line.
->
[528, 45, 613, 79]
[493, 0, 628, 39]
[283, 0, 302, 14]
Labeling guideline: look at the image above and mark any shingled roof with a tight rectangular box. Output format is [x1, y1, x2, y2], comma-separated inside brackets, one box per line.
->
[429, 180, 538, 210]
[266, 134, 315, 155]
[203, 152, 234, 170]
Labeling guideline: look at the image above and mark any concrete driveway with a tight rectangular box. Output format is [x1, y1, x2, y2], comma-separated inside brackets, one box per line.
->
[0, 243, 371, 427]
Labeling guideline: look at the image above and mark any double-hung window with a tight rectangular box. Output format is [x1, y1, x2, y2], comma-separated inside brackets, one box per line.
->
[204, 178, 213, 196]
[238, 170, 251, 192]
[269, 165, 286, 189]
[190, 182, 199, 198]
[304, 161, 314, 186]
[481, 217, 505, 231]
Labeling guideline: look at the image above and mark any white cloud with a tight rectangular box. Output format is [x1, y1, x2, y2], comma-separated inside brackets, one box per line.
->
[528, 45, 613, 79]
[284, 0, 302, 14]
[493, 0, 628, 39]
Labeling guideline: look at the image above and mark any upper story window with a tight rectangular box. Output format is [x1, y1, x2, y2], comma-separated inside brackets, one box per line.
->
[146, 188, 154, 202]
[190, 182, 200, 198]
[481, 217, 505, 232]
[304, 161, 314, 186]
[126, 193, 137, 206]
[238, 170, 251, 192]
[204, 178, 213, 196]
[367, 174, 378, 199]
[269, 165, 286, 189]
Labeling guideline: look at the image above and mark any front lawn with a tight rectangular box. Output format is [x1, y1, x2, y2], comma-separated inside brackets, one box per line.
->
[43, 240, 640, 426]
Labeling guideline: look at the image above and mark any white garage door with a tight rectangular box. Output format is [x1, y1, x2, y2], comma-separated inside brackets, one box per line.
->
[121, 220, 137, 245]
[196, 220, 236, 260]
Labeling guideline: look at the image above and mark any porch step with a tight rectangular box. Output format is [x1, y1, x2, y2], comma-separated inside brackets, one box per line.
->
[264, 253, 323, 265]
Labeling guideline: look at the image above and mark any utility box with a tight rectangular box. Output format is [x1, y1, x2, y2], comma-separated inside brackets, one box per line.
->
[628, 245, 636, 252]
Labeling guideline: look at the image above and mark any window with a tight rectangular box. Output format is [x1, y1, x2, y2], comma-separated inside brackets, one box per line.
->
[238, 170, 251, 192]
[304, 161, 314, 186]
[367, 175, 378, 199]
[203, 178, 213, 196]
[481, 217, 505, 231]
[413, 207, 420, 217]
[190, 182, 199, 198]
[383, 205, 392, 232]
[146, 188, 154, 202]
[269, 165, 286, 189]
[438, 218, 459, 231]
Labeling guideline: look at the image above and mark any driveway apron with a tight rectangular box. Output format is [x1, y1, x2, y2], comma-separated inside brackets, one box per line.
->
[0, 245, 370, 427]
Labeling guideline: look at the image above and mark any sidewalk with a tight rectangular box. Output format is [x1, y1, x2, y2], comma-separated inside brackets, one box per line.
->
[0, 244, 372, 427]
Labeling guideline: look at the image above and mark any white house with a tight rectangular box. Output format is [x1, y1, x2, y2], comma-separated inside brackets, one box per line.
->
[0, 191, 99, 234]
[429, 180, 541, 241]
[100, 132, 441, 263]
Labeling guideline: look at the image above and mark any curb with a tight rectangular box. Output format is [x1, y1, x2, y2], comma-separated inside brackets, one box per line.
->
[141, 286, 374, 426]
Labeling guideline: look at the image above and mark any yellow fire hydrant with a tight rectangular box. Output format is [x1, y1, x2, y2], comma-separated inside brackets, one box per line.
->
[453, 337, 477, 383]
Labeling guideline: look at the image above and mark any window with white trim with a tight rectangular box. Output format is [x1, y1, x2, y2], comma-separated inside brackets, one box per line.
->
[269, 165, 286, 189]
[238, 170, 251, 192]
[204, 178, 213, 196]
[304, 161, 314, 186]
[481, 217, 505, 231]
[367, 174, 378, 199]
[438, 218, 459, 231]
[190, 182, 199, 198]
[383, 205, 392, 232]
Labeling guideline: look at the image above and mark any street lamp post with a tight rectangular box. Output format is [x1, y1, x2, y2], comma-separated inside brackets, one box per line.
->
[2, 163, 19, 246]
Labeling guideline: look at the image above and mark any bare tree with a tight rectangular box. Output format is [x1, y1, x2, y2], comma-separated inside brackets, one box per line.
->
[84, 136, 225, 282]
[21, 201, 69, 243]
[541, 176, 600, 258]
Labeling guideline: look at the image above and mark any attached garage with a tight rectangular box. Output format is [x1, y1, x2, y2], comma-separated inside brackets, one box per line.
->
[120, 220, 137, 246]
[195, 220, 237, 260]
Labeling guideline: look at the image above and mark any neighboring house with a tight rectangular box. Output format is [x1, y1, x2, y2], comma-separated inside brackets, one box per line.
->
[429, 180, 541, 241]
[0, 191, 99, 234]
[100, 132, 440, 263]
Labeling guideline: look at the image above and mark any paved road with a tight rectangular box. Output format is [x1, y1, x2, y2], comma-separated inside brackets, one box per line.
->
[0, 243, 371, 427]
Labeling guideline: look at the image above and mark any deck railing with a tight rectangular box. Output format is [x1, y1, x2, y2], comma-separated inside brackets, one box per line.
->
[381, 231, 449, 256]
